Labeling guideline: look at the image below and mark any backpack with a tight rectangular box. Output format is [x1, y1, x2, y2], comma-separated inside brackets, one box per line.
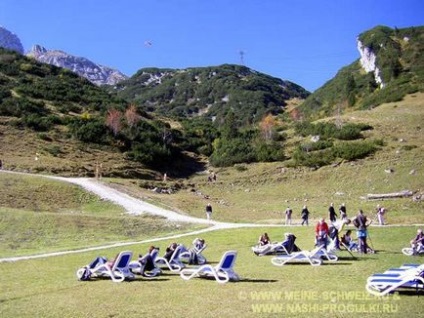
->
[352, 217, 360, 228]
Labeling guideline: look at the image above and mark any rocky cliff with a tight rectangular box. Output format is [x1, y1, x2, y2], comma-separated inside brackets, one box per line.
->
[27, 45, 128, 86]
[0, 26, 24, 54]
[357, 39, 384, 89]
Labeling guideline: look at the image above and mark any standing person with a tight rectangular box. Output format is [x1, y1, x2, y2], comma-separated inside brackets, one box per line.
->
[376, 204, 386, 225]
[328, 203, 336, 223]
[315, 218, 329, 248]
[285, 206, 293, 225]
[301, 205, 310, 226]
[339, 203, 347, 221]
[205, 203, 213, 221]
[353, 209, 370, 254]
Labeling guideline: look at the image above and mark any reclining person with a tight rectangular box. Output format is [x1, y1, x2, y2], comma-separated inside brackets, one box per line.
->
[341, 230, 358, 251]
[188, 238, 206, 265]
[410, 229, 424, 254]
[137, 246, 159, 275]
[258, 233, 271, 246]
[163, 242, 178, 261]
[252, 233, 299, 256]
[328, 224, 340, 250]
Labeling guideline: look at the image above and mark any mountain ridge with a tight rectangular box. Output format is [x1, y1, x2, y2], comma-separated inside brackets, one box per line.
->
[26, 44, 128, 86]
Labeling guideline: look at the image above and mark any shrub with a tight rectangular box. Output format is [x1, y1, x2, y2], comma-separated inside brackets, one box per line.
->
[44, 145, 62, 157]
[292, 147, 334, 168]
[332, 141, 378, 160]
[37, 133, 53, 141]
[68, 117, 108, 143]
[294, 121, 366, 140]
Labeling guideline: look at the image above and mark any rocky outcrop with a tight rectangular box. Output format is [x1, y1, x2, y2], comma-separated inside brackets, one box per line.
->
[0, 26, 24, 54]
[27, 45, 128, 86]
[357, 39, 385, 88]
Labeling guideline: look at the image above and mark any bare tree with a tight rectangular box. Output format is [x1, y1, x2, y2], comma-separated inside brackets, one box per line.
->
[259, 114, 276, 142]
[106, 109, 122, 136]
[125, 104, 141, 128]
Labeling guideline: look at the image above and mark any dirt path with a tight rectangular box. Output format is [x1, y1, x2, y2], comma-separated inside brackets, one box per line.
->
[0, 170, 278, 263]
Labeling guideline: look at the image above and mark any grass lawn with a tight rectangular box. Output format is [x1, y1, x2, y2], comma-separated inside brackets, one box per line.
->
[1, 225, 423, 318]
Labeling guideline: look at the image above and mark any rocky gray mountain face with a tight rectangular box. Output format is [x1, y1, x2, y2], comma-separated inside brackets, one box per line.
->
[0, 26, 24, 54]
[27, 45, 128, 86]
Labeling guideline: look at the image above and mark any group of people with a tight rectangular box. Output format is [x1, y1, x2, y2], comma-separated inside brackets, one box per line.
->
[207, 172, 217, 182]
[284, 204, 374, 254]
[284, 202, 360, 227]
[328, 202, 347, 223]
[163, 238, 206, 264]
[284, 205, 311, 226]
[84, 238, 207, 279]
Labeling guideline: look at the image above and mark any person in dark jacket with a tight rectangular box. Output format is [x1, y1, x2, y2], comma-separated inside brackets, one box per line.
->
[328, 203, 337, 223]
[301, 205, 310, 226]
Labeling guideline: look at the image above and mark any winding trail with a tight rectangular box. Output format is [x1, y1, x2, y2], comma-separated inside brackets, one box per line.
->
[1, 170, 421, 263]
[0, 170, 279, 263]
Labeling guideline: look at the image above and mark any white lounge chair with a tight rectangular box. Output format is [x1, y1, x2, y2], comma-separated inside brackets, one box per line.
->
[155, 244, 185, 272]
[180, 243, 208, 265]
[366, 264, 424, 283]
[366, 266, 424, 296]
[271, 246, 323, 266]
[80, 251, 134, 282]
[180, 250, 240, 284]
[252, 233, 299, 256]
[402, 243, 424, 256]
[129, 248, 162, 277]
[315, 242, 338, 262]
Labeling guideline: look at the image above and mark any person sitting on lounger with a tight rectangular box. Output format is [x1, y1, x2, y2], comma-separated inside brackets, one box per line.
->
[258, 233, 271, 246]
[188, 238, 206, 265]
[341, 230, 358, 251]
[315, 218, 329, 248]
[410, 229, 424, 254]
[137, 246, 159, 275]
[163, 242, 178, 261]
[193, 238, 205, 250]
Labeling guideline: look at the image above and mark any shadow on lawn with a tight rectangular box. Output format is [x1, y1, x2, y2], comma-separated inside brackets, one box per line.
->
[238, 278, 279, 283]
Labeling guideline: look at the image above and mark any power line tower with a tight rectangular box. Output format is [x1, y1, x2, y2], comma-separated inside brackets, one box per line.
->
[239, 50, 245, 65]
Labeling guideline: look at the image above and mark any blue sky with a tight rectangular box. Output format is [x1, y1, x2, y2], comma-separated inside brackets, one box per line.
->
[1, 0, 423, 92]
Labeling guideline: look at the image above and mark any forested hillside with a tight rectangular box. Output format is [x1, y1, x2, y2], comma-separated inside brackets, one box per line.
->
[298, 25, 424, 120]
[112, 64, 309, 126]
[1, 24, 423, 175]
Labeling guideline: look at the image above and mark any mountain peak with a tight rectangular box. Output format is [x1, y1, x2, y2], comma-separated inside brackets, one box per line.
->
[0, 26, 24, 54]
[27, 44, 48, 58]
[26, 45, 128, 86]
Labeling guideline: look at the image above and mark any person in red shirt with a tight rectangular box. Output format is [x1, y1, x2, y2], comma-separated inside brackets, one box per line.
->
[315, 218, 329, 248]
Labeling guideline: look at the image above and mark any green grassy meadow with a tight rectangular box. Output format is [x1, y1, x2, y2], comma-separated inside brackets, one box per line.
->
[1, 225, 423, 318]
[1, 94, 423, 317]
